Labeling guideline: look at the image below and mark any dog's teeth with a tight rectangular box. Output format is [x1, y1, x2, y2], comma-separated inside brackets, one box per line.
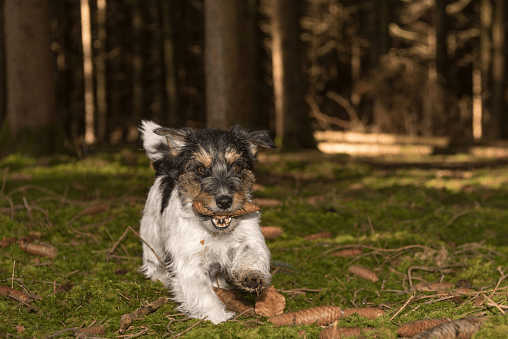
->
[212, 216, 232, 229]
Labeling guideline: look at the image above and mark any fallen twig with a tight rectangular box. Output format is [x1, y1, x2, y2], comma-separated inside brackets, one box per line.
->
[119, 296, 169, 333]
[171, 317, 207, 338]
[106, 227, 130, 261]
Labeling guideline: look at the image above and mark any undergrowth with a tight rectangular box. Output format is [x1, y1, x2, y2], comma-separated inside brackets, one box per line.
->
[1, 149, 508, 338]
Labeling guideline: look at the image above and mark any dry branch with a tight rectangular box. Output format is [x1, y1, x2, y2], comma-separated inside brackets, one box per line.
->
[213, 287, 255, 316]
[412, 317, 483, 339]
[348, 265, 379, 282]
[268, 306, 343, 326]
[398, 318, 451, 337]
[192, 201, 259, 217]
[118, 296, 169, 333]
[342, 307, 385, 319]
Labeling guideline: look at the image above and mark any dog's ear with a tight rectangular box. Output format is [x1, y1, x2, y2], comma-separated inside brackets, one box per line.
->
[154, 127, 190, 157]
[231, 126, 276, 156]
[139, 120, 190, 160]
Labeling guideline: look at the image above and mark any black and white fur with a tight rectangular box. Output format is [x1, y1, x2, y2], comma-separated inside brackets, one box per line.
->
[138, 120, 275, 324]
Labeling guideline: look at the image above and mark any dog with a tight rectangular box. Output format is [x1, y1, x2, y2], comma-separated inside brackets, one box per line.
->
[138, 120, 275, 324]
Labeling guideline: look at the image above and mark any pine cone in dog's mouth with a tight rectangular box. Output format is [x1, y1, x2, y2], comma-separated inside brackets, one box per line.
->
[192, 201, 260, 229]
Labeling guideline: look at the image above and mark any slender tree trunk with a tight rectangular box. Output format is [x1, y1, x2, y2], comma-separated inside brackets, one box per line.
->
[161, 0, 180, 126]
[204, 0, 247, 128]
[271, 0, 315, 150]
[0, 0, 5, 129]
[480, 0, 492, 140]
[4, 0, 56, 142]
[369, 0, 390, 68]
[96, 0, 107, 143]
[80, 0, 95, 145]
[490, 0, 505, 140]
[435, 0, 448, 85]
[132, 0, 143, 124]
[149, 0, 164, 123]
[238, 0, 260, 129]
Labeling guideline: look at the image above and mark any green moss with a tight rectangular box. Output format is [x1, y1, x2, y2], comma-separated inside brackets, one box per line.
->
[1, 152, 508, 337]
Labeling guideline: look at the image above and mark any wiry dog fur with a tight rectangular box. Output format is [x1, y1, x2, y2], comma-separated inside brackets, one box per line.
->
[138, 120, 275, 324]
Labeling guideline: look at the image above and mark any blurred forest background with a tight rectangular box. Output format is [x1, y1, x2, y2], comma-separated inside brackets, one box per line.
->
[1, 0, 508, 156]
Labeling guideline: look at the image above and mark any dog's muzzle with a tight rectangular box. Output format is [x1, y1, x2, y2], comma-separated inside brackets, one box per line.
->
[192, 201, 260, 229]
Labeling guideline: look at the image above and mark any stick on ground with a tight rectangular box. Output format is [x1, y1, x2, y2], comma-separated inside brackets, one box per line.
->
[119, 296, 169, 333]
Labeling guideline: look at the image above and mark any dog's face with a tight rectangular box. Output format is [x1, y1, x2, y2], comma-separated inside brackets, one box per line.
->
[143, 123, 275, 232]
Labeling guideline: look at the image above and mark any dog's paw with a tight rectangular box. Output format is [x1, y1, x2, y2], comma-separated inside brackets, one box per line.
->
[235, 270, 271, 292]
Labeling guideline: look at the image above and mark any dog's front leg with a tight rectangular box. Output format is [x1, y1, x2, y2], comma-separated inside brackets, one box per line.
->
[230, 241, 272, 293]
[171, 258, 234, 324]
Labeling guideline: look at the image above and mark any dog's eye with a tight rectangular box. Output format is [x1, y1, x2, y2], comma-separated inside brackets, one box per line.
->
[196, 166, 207, 175]
[232, 164, 241, 173]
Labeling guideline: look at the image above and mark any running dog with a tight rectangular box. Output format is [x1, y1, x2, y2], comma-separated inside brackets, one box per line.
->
[138, 120, 275, 324]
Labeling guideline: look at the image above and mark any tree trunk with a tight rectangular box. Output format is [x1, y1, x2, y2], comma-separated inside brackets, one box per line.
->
[238, 0, 261, 129]
[369, 0, 390, 68]
[80, 0, 95, 145]
[96, 0, 107, 143]
[3, 0, 57, 153]
[204, 0, 247, 129]
[149, 0, 164, 123]
[160, 0, 180, 126]
[435, 0, 448, 85]
[490, 0, 505, 140]
[132, 0, 143, 125]
[271, 0, 315, 150]
[480, 0, 492, 140]
[0, 0, 5, 129]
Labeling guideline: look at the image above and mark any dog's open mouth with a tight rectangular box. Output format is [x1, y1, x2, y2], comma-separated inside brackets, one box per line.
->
[193, 201, 260, 230]
[211, 215, 233, 229]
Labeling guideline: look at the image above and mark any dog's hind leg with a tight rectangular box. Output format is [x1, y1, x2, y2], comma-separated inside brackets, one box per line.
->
[139, 213, 171, 286]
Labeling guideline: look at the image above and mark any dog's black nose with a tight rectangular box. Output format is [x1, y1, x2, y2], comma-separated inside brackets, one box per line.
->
[216, 195, 233, 210]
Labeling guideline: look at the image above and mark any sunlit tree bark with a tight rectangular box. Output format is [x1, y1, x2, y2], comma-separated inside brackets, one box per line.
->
[80, 0, 95, 144]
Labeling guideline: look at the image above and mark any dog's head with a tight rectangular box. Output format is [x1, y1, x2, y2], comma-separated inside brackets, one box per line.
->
[139, 121, 275, 232]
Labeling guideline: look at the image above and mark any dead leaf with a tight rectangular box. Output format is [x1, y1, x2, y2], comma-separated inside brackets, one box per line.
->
[255, 286, 286, 316]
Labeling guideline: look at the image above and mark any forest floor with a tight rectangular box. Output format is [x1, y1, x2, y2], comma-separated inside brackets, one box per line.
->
[1, 148, 508, 338]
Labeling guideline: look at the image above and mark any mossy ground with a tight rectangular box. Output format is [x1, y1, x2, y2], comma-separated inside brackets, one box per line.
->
[1, 149, 508, 338]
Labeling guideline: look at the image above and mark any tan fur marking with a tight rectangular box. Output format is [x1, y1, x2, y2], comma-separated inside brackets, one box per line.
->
[225, 148, 241, 165]
[229, 169, 255, 211]
[193, 146, 212, 168]
[178, 172, 202, 201]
